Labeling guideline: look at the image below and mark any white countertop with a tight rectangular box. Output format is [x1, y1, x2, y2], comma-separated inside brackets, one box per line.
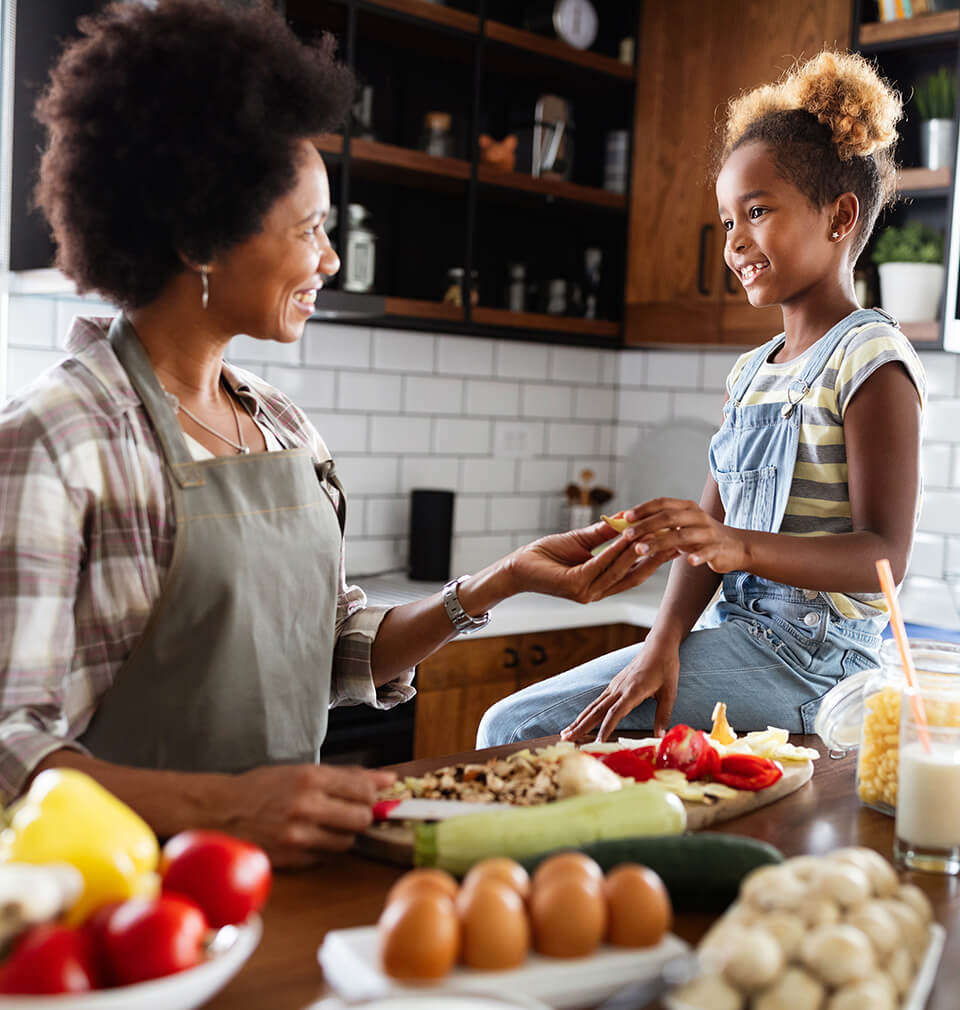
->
[358, 571, 960, 639]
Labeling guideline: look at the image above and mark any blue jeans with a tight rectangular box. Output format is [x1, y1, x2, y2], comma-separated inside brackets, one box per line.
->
[476, 590, 880, 748]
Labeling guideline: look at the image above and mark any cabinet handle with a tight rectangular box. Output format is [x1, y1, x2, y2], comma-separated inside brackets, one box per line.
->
[725, 265, 738, 295]
[697, 224, 713, 296]
[503, 648, 519, 668]
[530, 644, 547, 665]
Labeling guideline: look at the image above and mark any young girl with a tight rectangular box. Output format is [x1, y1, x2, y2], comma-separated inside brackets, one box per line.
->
[478, 51, 926, 747]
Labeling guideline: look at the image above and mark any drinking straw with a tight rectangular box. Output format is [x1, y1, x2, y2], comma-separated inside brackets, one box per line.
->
[876, 558, 932, 754]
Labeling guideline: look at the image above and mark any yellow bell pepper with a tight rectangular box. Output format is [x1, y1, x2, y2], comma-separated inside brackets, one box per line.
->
[0, 768, 159, 924]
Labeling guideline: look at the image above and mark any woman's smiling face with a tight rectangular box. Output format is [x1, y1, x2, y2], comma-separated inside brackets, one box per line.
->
[716, 141, 837, 309]
[211, 140, 339, 343]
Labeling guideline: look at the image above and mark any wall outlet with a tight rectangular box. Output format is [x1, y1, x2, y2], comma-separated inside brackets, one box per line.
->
[495, 424, 529, 458]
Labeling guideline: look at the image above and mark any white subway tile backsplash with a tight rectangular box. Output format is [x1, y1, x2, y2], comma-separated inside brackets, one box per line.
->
[493, 420, 545, 457]
[452, 534, 515, 575]
[618, 350, 647, 387]
[459, 458, 517, 493]
[489, 495, 543, 532]
[346, 537, 406, 578]
[595, 423, 616, 458]
[437, 336, 495, 376]
[307, 411, 369, 455]
[263, 365, 335, 410]
[550, 346, 602, 383]
[304, 322, 373, 369]
[574, 385, 616, 420]
[337, 370, 403, 412]
[646, 351, 701, 389]
[919, 351, 957, 399]
[370, 415, 432, 454]
[701, 351, 736, 392]
[401, 456, 460, 491]
[54, 299, 116, 349]
[614, 423, 646, 457]
[433, 417, 492, 456]
[618, 390, 670, 424]
[366, 496, 409, 539]
[919, 489, 960, 536]
[6, 348, 67, 396]
[522, 382, 574, 418]
[453, 495, 488, 534]
[465, 379, 521, 416]
[516, 458, 570, 493]
[600, 350, 619, 387]
[344, 496, 366, 539]
[546, 422, 598, 457]
[672, 391, 724, 427]
[909, 532, 947, 580]
[922, 443, 952, 489]
[924, 399, 960, 443]
[404, 374, 464, 415]
[372, 329, 436, 372]
[336, 455, 401, 495]
[495, 341, 549, 380]
[228, 333, 302, 366]
[8, 296, 57, 349]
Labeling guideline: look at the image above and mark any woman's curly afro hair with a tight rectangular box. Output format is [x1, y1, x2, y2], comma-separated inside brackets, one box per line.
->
[717, 51, 903, 260]
[34, 0, 354, 309]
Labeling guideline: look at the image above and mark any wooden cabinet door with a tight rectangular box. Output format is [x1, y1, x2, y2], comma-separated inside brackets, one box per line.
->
[413, 624, 648, 759]
[625, 0, 850, 347]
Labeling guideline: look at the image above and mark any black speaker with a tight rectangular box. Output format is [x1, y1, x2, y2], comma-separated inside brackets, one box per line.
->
[408, 489, 454, 582]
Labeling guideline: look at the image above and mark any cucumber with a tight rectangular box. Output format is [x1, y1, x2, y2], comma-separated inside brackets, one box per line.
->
[414, 783, 686, 876]
[521, 833, 784, 913]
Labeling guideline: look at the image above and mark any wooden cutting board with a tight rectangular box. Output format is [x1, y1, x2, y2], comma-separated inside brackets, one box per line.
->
[354, 759, 814, 866]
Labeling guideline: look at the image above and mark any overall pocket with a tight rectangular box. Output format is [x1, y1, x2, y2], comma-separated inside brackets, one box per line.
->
[715, 465, 777, 532]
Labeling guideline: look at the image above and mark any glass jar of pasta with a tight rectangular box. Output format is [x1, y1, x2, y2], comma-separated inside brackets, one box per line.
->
[816, 639, 960, 816]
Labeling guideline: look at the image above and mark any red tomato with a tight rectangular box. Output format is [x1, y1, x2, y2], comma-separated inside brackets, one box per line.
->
[104, 895, 208, 985]
[713, 754, 784, 791]
[161, 830, 272, 928]
[656, 725, 721, 780]
[598, 748, 656, 781]
[82, 901, 125, 987]
[0, 924, 98, 994]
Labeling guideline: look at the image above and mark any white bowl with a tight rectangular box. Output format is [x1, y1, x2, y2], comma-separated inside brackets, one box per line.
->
[0, 914, 261, 1010]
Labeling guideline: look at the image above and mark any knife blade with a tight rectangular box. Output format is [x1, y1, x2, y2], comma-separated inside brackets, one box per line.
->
[372, 798, 498, 822]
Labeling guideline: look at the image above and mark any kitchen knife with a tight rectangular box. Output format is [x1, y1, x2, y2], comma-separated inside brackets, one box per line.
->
[372, 798, 498, 822]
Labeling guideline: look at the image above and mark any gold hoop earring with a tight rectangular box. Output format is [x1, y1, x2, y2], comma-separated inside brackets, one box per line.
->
[200, 265, 210, 310]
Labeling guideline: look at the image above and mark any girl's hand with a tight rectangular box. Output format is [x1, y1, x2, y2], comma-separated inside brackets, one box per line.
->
[560, 640, 681, 741]
[506, 522, 678, 603]
[623, 497, 747, 573]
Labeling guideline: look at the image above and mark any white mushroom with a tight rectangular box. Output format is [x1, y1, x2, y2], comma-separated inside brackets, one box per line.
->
[754, 912, 806, 960]
[722, 902, 760, 926]
[845, 900, 902, 957]
[800, 924, 876, 987]
[828, 847, 899, 897]
[740, 866, 808, 912]
[750, 966, 825, 1010]
[896, 883, 933, 924]
[809, 861, 871, 909]
[669, 973, 743, 1010]
[888, 946, 915, 996]
[782, 855, 823, 881]
[825, 975, 897, 1010]
[876, 898, 929, 960]
[720, 927, 785, 993]
[699, 921, 751, 970]
[802, 896, 841, 928]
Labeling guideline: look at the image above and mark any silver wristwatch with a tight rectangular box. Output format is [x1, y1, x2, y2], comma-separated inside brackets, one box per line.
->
[442, 576, 490, 635]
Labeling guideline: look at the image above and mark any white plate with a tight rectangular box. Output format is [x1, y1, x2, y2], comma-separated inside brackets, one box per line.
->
[310, 994, 551, 1010]
[665, 922, 946, 1010]
[318, 925, 689, 1010]
[0, 915, 262, 1010]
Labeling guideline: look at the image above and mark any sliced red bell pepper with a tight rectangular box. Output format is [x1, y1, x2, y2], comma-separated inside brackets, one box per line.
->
[656, 724, 721, 781]
[598, 748, 656, 782]
[712, 753, 783, 791]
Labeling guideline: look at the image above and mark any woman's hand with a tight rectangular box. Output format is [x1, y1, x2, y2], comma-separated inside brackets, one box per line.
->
[623, 498, 747, 573]
[224, 763, 396, 867]
[560, 639, 681, 742]
[506, 521, 678, 603]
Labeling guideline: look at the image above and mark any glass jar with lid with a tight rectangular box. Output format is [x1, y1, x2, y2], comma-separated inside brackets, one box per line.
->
[815, 638, 960, 815]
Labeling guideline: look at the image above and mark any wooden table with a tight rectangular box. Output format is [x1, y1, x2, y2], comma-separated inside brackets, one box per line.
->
[205, 737, 958, 1010]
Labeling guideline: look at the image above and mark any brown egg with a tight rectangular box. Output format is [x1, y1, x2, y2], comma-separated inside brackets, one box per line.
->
[456, 878, 531, 970]
[530, 873, 607, 957]
[379, 890, 459, 980]
[384, 867, 459, 910]
[532, 851, 604, 889]
[462, 858, 532, 902]
[603, 863, 672, 947]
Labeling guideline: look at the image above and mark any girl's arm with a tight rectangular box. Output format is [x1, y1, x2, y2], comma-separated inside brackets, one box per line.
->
[625, 361, 922, 590]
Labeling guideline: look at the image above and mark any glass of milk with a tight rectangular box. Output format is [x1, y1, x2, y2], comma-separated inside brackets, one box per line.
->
[895, 666, 960, 874]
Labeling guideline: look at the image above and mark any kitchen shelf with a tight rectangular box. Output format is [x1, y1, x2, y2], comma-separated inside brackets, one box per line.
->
[472, 307, 619, 337]
[899, 320, 940, 343]
[384, 297, 465, 322]
[477, 166, 627, 208]
[348, 139, 471, 186]
[359, 0, 479, 34]
[483, 20, 634, 81]
[859, 11, 960, 48]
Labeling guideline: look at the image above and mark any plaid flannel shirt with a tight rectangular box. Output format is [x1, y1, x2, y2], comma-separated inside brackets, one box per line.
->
[0, 316, 414, 801]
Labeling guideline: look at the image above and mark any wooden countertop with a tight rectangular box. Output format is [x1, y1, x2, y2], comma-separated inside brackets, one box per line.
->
[205, 737, 958, 1010]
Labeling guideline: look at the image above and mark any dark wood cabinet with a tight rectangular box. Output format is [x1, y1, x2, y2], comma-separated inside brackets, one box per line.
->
[413, 622, 647, 758]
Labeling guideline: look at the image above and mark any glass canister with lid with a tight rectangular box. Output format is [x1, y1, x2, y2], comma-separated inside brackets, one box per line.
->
[815, 638, 960, 815]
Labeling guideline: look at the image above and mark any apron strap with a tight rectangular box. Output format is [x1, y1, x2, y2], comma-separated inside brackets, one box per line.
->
[317, 459, 347, 536]
[108, 315, 206, 488]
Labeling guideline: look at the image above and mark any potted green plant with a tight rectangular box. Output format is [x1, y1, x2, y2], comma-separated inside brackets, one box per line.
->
[872, 223, 945, 322]
[913, 67, 957, 171]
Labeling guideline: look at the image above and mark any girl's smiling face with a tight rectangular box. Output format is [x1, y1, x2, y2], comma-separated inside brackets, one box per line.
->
[716, 140, 839, 309]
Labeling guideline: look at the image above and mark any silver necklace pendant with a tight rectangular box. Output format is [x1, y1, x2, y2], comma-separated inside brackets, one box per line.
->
[239, 446, 251, 455]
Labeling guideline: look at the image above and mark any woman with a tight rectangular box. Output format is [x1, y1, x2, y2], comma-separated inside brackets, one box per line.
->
[0, 0, 666, 866]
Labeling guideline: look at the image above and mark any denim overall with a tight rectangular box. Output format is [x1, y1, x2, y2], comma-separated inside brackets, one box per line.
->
[476, 309, 893, 748]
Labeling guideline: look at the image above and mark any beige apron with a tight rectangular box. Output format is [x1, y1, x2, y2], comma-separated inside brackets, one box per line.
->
[80, 316, 345, 773]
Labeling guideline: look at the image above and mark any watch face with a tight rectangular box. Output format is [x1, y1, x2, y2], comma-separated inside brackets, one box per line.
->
[553, 0, 598, 50]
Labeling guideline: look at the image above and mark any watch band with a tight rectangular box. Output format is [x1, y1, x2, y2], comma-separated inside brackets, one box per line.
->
[442, 576, 490, 635]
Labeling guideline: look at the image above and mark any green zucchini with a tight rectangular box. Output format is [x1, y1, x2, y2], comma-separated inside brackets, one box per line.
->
[522, 833, 784, 913]
[414, 783, 686, 875]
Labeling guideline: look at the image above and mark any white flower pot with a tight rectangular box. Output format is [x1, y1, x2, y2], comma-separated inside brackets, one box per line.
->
[877, 262, 945, 322]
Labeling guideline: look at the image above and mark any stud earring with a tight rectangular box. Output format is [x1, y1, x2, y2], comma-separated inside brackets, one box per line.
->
[831, 231, 840, 240]
[200, 265, 210, 310]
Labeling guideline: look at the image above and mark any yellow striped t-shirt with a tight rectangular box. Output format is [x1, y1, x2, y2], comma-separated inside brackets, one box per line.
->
[725, 320, 926, 620]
